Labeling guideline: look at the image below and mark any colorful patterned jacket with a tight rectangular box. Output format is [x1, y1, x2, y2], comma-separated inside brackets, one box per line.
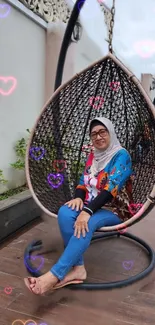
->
[75, 148, 134, 222]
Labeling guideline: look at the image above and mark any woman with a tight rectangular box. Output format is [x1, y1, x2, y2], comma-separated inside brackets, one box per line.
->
[24, 116, 133, 295]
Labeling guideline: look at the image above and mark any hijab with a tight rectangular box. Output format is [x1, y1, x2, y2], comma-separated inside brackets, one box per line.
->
[89, 117, 123, 176]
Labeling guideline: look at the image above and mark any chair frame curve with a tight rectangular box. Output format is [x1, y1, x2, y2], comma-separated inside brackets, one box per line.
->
[24, 0, 155, 290]
[25, 52, 155, 232]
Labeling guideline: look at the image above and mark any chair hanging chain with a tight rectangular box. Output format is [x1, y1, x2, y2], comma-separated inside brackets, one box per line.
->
[108, 0, 116, 53]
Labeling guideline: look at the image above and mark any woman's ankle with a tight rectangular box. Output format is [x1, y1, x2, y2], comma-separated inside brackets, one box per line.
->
[73, 265, 86, 271]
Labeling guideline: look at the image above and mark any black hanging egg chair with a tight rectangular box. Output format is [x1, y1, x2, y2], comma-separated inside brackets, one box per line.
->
[24, 0, 155, 290]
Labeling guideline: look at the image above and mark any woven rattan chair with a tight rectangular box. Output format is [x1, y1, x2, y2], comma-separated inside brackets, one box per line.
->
[24, 0, 155, 290]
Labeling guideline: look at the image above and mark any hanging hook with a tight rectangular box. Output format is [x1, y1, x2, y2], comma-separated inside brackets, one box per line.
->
[108, 0, 115, 53]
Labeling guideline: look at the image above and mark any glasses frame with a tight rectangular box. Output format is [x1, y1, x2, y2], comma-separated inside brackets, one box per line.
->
[90, 128, 109, 140]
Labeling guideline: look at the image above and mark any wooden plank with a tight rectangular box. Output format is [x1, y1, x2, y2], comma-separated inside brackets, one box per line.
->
[0, 213, 155, 325]
[0, 306, 49, 325]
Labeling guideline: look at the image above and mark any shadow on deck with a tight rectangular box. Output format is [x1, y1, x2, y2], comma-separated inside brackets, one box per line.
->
[0, 207, 155, 325]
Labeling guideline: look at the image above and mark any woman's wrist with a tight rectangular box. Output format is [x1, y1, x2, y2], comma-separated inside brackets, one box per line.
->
[83, 190, 113, 216]
[82, 206, 93, 216]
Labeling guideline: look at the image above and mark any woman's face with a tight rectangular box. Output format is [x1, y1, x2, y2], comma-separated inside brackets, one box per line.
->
[90, 125, 110, 150]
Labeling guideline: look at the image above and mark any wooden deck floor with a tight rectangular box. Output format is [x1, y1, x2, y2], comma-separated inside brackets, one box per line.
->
[0, 206, 155, 325]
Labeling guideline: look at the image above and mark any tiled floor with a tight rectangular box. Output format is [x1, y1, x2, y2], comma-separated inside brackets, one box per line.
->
[0, 206, 155, 325]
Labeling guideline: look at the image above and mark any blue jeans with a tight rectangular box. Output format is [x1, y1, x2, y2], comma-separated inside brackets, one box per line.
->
[50, 205, 121, 280]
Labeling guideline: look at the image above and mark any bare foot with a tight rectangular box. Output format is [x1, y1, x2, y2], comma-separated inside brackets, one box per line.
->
[24, 271, 58, 295]
[54, 265, 87, 288]
[29, 277, 36, 288]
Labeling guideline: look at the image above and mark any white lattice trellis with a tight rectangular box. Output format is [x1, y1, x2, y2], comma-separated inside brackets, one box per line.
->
[18, 0, 111, 28]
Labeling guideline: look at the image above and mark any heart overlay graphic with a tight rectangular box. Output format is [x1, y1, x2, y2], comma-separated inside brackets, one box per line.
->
[0, 4, 10, 18]
[0, 76, 17, 96]
[29, 147, 46, 160]
[12, 319, 37, 325]
[53, 160, 67, 172]
[122, 260, 134, 271]
[109, 82, 120, 91]
[47, 173, 64, 188]
[128, 203, 143, 216]
[89, 96, 104, 109]
[134, 40, 155, 58]
[4, 286, 12, 295]
[24, 255, 44, 273]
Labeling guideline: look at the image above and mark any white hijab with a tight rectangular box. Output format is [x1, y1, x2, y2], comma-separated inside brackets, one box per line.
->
[90, 117, 123, 176]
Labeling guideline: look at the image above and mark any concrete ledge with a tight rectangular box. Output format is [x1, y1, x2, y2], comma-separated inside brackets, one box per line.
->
[0, 190, 41, 242]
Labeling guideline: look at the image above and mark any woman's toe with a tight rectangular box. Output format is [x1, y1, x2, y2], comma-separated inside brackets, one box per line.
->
[24, 278, 33, 292]
[29, 277, 36, 284]
[27, 277, 36, 289]
[32, 286, 40, 294]
[30, 280, 41, 294]
[30, 283, 36, 289]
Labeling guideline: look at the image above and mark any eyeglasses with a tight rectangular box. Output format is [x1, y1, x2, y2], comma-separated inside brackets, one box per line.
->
[90, 129, 108, 140]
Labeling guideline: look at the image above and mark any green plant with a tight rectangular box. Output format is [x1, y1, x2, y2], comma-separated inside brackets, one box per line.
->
[0, 169, 8, 184]
[9, 128, 86, 185]
[10, 129, 30, 171]
[0, 184, 27, 201]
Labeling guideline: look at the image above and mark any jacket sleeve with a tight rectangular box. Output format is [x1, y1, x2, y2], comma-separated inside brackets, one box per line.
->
[83, 150, 133, 216]
[103, 150, 132, 196]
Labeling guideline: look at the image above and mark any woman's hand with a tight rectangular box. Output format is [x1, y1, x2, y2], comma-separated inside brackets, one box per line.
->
[65, 198, 83, 211]
[74, 211, 90, 238]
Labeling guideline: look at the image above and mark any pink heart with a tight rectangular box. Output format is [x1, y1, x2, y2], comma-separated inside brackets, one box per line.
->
[128, 203, 143, 216]
[3, 286, 13, 295]
[134, 40, 155, 58]
[0, 76, 17, 96]
[109, 82, 120, 91]
[89, 96, 104, 109]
